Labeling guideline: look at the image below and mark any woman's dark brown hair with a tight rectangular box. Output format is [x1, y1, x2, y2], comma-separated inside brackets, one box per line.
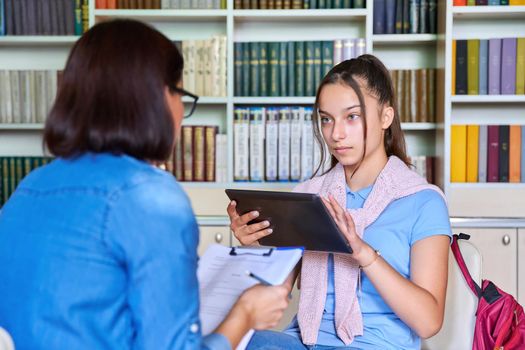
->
[44, 19, 183, 161]
[312, 54, 410, 176]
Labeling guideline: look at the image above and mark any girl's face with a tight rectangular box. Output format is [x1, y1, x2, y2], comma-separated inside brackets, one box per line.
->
[317, 82, 392, 167]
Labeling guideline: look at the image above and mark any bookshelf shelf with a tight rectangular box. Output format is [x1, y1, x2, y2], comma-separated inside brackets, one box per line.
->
[452, 6, 525, 20]
[233, 97, 315, 104]
[94, 9, 228, 21]
[451, 95, 525, 104]
[401, 123, 437, 131]
[232, 9, 367, 22]
[0, 124, 44, 130]
[0, 36, 80, 46]
[372, 34, 438, 45]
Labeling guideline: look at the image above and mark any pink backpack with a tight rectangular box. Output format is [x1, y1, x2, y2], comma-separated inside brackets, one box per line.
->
[451, 233, 525, 350]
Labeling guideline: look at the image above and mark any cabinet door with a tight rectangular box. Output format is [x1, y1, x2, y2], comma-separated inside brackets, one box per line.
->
[198, 226, 231, 257]
[452, 227, 518, 298]
[519, 229, 525, 305]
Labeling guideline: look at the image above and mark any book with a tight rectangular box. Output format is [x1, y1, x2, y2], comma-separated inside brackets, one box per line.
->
[501, 38, 517, 95]
[265, 108, 279, 181]
[234, 108, 249, 181]
[467, 40, 479, 95]
[290, 107, 303, 181]
[479, 40, 489, 95]
[259, 43, 268, 96]
[249, 108, 265, 182]
[487, 125, 499, 182]
[278, 108, 291, 181]
[452, 40, 456, 95]
[466, 125, 479, 182]
[215, 134, 227, 183]
[488, 39, 502, 95]
[269, 42, 280, 97]
[455, 40, 468, 95]
[451, 125, 467, 182]
[182, 126, 194, 181]
[373, 0, 386, 34]
[385, 0, 396, 34]
[478, 125, 488, 183]
[499, 125, 509, 182]
[193, 126, 206, 182]
[517, 38, 525, 94]
[509, 125, 521, 183]
[295, 42, 305, 96]
[301, 107, 314, 181]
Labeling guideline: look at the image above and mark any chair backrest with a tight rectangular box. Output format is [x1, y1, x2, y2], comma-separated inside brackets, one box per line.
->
[422, 239, 482, 350]
[0, 327, 14, 350]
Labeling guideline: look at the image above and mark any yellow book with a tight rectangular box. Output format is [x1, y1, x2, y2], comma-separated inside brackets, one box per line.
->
[510, 0, 525, 4]
[509, 125, 522, 183]
[466, 125, 479, 182]
[516, 38, 525, 94]
[451, 125, 467, 182]
[452, 40, 456, 95]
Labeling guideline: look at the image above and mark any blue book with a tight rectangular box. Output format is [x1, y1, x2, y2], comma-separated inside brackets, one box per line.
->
[385, 0, 396, 34]
[373, 0, 386, 34]
[488, 0, 499, 4]
[0, 0, 4, 36]
[479, 39, 489, 95]
[521, 126, 525, 183]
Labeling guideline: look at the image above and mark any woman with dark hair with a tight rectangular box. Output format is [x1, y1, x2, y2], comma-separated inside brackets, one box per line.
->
[0, 19, 289, 350]
[227, 55, 452, 349]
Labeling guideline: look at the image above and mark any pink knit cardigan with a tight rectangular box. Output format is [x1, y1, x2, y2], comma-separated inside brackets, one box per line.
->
[293, 156, 446, 345]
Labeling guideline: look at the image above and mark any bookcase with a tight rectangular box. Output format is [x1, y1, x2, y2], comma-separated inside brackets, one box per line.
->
[444, 3, 525, 217]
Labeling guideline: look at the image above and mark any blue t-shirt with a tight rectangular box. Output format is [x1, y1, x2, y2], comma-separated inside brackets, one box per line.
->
[285, 184, 452, 349]
[0, 153, 229, 350]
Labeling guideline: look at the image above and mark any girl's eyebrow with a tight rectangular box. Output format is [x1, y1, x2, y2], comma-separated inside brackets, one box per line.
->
[318, 105, 361, 116]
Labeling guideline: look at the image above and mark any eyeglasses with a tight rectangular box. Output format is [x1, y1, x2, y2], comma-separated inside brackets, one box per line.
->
[171, 87, 199, 119]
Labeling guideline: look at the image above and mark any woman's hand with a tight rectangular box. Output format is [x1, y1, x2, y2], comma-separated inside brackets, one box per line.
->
[321, 195, 376, 266]
[236, 284, 290, 330]
[226, 201, 273, 246]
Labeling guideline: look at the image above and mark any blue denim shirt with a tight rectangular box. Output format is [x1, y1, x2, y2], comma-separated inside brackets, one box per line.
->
[0, 153, 230, 350]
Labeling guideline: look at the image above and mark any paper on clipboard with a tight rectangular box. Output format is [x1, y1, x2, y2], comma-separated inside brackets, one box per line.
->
[197, 244, 303, 350]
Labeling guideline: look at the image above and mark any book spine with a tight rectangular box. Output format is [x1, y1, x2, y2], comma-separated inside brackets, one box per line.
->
[427, 68, 435, 122]
[305, 41, 315, 96]
[342, 39, 355, 61]
[269, 42, 280, 97]
[301, 107, 314, 181]
[479, 39, 489, 95]
[395, 0, 404, 34]
[501, 38, 517, 95]
[455, 40, 468, 95]
[295, 41, 305, 96]
[417, 69, 428, 122]
[385, 0, 396, 34]
[354, 38, 366, 57]
[265, 108, 279, 181]
[467, 39, 480, 95]
[249, 107, 265, 181]
[428, 0, 436, 33]
[409, 0, 420, 34]
[452, 40, 456, 95]
[487, 125, 499, 182]
[313, 41, 322, 95]
[516, 38, 525, 94]
[250, 42, 260, 96]
[321, 41, 334, 78]
[290, 107, 303, 181]
[488, 39, 502, 95]
[279, 42, 288, 97]
[478, 125, 488, 182]
[242, 42, 250, 96]
[499, 125, 510, 182]
[509, 125, 521, 183]
[234, 108, 250, 181]
[174, 132, 183, 180]
[259, 42, 269, 97]
[278, 108, 291, 181]
[466, 125, 479, 182]
[234, 43, 243, 97]
[409, 70, 417, 122]
[204, 126, 217, 182]
[182, 126, 194, 181]
[420, 0, 428, 34]
[215, 134, 228, 182]
[287, 41, 295, 96]
[373, 0, 385, 34]
[451, 125, 467, 182]
[193, 126, 206, 182]
[333, 39, 343, 66]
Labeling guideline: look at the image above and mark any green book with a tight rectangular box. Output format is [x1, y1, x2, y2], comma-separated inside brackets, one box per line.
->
[353, 0, 364, 7]
[269, 42, 280, 97]
[468, 0, 475, 5]
[2, 158, 8, 205]
[234, 43, 243, 96]
[467, 39, 479, 95]
[343, 0, 351, 8]
[74, 0, 82, 35]
[322, 41, 334, 78]
[279, 42, 288, 96]
[516, 38, 525, 95]
[295, 41, 305, 96]
[259, 42, 269, 96]
[500, 0, 509, 4]
[318, 0, 326, 9]
[287, 42, 295, 97]
[9, 157, 15, 200]
[332, 0, 343, 8]
[242, 43, 250, 96]
[305, 42, 315, 97]
[303, 0, 310, 8]
[313, 41, 322, 96]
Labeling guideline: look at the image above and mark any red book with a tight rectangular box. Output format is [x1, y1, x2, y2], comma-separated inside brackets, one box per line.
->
[107, 0, 117, 8]
[96, 0, 107, 8]
[454, 0, 467, 4]
[487, 125, 500, 182]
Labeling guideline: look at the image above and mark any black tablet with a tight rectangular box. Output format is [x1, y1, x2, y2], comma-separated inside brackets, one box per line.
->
[225, 189, 352, 254]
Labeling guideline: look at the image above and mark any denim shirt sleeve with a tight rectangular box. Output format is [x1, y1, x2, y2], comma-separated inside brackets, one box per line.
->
[103, 177, 231, 350]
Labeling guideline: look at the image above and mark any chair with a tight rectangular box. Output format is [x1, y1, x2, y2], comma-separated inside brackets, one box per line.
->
[421, 238, 482, 350]
[0, 327, 14, 350]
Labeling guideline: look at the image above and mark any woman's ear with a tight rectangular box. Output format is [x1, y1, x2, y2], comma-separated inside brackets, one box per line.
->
[381, 105, 395, 130]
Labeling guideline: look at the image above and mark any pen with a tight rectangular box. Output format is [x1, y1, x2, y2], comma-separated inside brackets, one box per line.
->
[246, 270, 293, 299]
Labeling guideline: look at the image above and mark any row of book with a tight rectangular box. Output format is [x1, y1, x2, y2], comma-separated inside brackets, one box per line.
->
[0, 70, 60, 124]
[373, 0, 437, 35]
[95, 0, 226, 9]
[451, 124, 525, 183]
[408, 155, 435, 185]
[234, 39, 366, 97]
[453, 0, 525, 5]
[233, 0, 364, 9]
[0, 0, 89, 36]
[391, 69, 436, 124]
[453, 38, 525, 95]
[0, 156, 53, 206]
[171, 125, 228, 182]
[178, 37, 227, 97]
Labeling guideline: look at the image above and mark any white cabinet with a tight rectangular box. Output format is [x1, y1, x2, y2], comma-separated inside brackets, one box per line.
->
[198, 225, 231, 256]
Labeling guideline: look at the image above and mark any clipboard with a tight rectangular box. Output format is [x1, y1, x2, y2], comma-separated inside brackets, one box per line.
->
[225, 189, 353, 254]
[197, 244, 303, 350]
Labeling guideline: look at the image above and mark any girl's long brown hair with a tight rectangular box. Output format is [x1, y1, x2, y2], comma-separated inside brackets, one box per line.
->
[312, 54, 410, 176]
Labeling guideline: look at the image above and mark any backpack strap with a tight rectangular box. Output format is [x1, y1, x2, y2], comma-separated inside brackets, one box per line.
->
[450, 233, 482, 298]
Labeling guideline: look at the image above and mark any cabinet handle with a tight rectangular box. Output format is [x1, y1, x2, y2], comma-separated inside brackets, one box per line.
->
[502, 235, 511, 246]
[215, 233, 223, 243]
